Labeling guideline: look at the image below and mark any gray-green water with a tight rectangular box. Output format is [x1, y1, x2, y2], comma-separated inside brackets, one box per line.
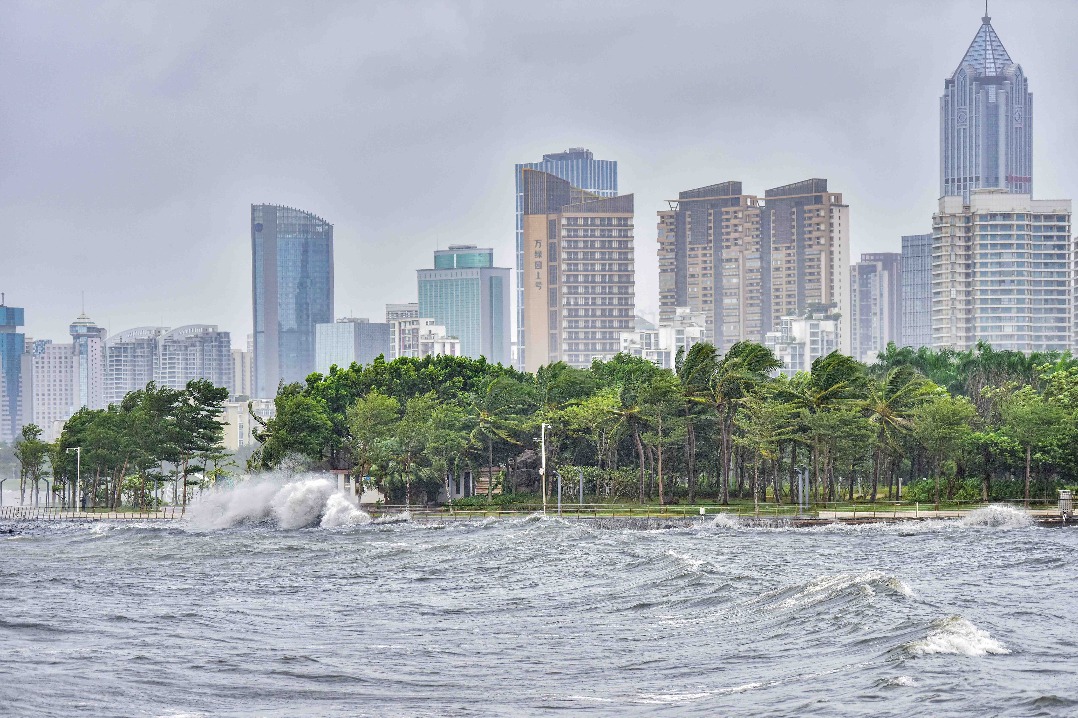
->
[1, 477, 1074, 717]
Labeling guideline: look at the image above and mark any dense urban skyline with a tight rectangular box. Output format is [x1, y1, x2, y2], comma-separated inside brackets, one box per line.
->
[4, 1, 1077, 342]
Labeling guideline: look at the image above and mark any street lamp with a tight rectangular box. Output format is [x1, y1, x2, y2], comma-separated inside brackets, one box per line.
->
[66, 447, 81, 511]
[540, 422, 550, 514]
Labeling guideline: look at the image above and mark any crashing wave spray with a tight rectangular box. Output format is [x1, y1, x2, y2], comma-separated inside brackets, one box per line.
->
[906, 616, 1009, 656]
[959, 504, 1033, 529]
[186, 474, 371, 530]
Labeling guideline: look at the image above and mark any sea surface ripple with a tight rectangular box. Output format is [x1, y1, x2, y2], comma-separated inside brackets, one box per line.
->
[0, 479, 1074, 717]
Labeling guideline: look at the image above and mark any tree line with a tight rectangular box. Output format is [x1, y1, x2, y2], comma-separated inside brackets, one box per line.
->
[251, 343, 1078, 508]
[10, 379, 229, 509]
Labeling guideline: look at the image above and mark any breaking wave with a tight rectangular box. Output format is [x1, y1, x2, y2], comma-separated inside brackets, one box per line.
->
[959, 504, 1034, 529]
[756, 570, 916, 613]
[186, 475, 370, 530]
[905, 616, 1009, 656]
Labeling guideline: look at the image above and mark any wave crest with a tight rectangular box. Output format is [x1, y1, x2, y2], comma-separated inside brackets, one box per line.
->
[906, 616, 1009, 656]
[959, 505, 1033, 529]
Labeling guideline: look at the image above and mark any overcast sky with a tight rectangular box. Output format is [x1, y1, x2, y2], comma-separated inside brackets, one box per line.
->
[3, 0, 1076, 343]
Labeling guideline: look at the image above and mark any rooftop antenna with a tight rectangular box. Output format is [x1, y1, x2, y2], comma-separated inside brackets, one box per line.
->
[1, 292, 4, 306]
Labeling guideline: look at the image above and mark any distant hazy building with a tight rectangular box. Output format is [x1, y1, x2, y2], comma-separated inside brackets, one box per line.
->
[932, 190, 1072, 352]
[656, 182, 762, 348]
[315, 318, 391, 373]
[220, 398, 275, 452]
[850, 253, 902, 362]
[389, 316, 459, 360]
[105, 327, 166, 405]
[156, 325, 232, 394]
[385, 303, 419, 323]
[252, 204, 333, 398]
[765, 313, 840, 376]
[232, 340, 254, 400]
[520, 168, 635, 372]
[417, 245, 511, 365]
[29, 340, 74, 441]
[901, 234, 933, 349]
[68, 314, 106, 411]
[620, 308, 707, 370]
[0, 304, 26, 442]
[515, 148, 618, 369]
[941, 13, 1032, 200]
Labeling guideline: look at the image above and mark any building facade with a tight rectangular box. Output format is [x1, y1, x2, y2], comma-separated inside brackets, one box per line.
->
[156, 325, 233, 394]
[252, 204, 334, 398]
[850, 253, 902, 362]
[656, 182, 763, 349]
[68, 314, 106, 411]
[515, 148, 617, 369]
[521, 168, 635, 372]
[765, 313, 840, 376]
[0, 304, 26, 442]
[657, 178, 851, 354]
[941, 13, 1032, 200]
[619, 308, 707, 370]
[315, 318, 391, 373]
[417, 245, 511, 365]
[900, 234, 933, 349]
[388, 317, 460, 360]
[29, 340, 75, 441]
[104, 327, 166, 405]
[932, 190, 1072, 352]
[232, 342, 254, 400]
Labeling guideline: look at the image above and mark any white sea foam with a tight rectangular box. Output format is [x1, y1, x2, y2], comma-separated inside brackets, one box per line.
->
[884, 676, 917, 687]
[665, 549, 706, 571]
[959, 504, 1033, 529]
[770, 570, 915, 611]
[706, 513, 740, 529]
[186, 474, 370, 530]
[906, 616, 1009, 656]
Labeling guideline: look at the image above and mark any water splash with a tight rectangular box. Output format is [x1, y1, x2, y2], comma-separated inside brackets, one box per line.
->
[959, 504, 1033, 529]
[706, 513, 740, 529]
[906, 616, 1009, 656]
[186, 474, 370, 530]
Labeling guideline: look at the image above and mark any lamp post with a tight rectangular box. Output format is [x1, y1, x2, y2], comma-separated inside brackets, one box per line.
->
[540, 422, 550, 514]
[66, 447, 81, 511]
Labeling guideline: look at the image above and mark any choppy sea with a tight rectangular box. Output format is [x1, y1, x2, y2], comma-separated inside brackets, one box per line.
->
[1, 476, 1074, 717]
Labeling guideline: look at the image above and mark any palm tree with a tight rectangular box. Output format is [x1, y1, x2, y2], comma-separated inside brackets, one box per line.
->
[862, 365, 938, 501]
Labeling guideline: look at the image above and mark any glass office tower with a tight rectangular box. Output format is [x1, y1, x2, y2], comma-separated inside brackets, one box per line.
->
[417, 245, 511, 365]
[0, 303, 25, 442]
[252, 205, 334, 398]
[515, 149, 617, 368]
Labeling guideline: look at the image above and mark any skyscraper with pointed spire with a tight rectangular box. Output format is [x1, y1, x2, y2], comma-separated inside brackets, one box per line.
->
[940, 10, 1032, 200]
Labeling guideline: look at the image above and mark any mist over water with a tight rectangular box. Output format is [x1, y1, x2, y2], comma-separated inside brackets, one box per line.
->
[1, 483, 1075, 717]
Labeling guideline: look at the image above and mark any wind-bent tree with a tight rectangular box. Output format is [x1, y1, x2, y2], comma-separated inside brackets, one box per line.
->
[14, 424, 50, 505]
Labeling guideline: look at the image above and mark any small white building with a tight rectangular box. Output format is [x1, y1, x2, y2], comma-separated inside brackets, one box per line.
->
[619, 308, 706, 369]
[765, 314, 839, 376]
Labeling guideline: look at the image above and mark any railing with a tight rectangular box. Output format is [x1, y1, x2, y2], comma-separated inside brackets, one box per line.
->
[0, 506, 184, 521]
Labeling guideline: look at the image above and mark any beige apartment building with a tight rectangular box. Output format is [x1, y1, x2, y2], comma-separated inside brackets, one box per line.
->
[521, 168, 635, 372]
[657, 178, 850, 354]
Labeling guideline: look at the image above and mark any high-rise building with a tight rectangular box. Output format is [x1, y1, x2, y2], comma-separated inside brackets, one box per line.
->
[515, 148, 617, 368]
[156, 325, 232, 394]
[388, 316, 460, 359]
[658, 179, 851, 353]
[619, 309, 707, 371]
[29, 340, 74, 441]
[252, 204, 334, 398]
[315, 318, 391, 373]
[850, 253, 902, 362]
[900, 234, 933, 349]
[104, 327, 165, 405]
[656, 182, 763, 349]
[385, 303, 419, 323]
[68, 314, 106, 411]
[932, 190, 1072, 352]
[417, 245, 511, 365]
[0, 303, 26, 442]
[941, 13, 1031, 200]
[761, 179, 852, 354]
[520, 168, 635, 372]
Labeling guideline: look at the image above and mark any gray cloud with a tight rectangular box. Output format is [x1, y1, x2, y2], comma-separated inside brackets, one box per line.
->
[3, 0, 1076, 341]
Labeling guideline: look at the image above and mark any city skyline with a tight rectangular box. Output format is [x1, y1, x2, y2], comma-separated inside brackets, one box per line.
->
[5, 2, 1076, 343]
